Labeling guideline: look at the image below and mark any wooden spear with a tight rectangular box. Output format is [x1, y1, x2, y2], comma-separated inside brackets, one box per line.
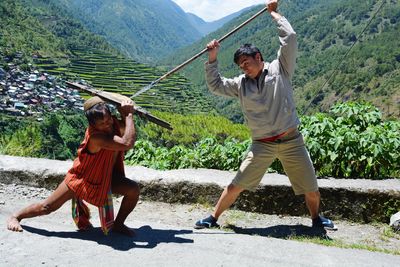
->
[131, 6, 268, 98]
[66, 81, 173, 130]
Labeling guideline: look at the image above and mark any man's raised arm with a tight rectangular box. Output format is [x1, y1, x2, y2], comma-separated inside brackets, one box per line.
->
[267, 0, 297, 79]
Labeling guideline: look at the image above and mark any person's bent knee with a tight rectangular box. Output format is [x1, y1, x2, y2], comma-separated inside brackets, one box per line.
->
[304, 190, 320, 199]
[132, 182, 140, 196]
[127, 182, 140, 198]
[305, 190, 320, 196]
[227, 184, 244, 194]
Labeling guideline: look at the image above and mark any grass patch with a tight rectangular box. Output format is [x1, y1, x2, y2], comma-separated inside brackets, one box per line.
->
[289, 236, 400, 256]
[188, 201, 213, 212]
[381, 226, 400, 241]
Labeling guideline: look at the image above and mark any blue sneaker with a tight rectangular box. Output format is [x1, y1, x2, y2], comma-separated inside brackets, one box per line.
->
[312, 216, 338, 231]
[194, 215, 219, 229]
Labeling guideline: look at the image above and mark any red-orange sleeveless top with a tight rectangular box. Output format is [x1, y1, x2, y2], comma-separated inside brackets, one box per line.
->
[64, 117, 125, 207]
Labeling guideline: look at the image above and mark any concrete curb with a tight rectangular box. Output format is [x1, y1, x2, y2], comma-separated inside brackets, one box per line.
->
[1, 155, 399, 223]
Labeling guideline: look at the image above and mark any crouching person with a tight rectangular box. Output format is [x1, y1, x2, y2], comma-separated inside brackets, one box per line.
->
[7, 96, 140, 236]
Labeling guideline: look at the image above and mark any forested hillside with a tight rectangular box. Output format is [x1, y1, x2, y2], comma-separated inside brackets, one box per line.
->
[0, 0, 117, 63]
[51, 0, 202, 62]
[164, 0, 400, 122]
[0, 0, 209, 113]
[43, 0, 254, 62]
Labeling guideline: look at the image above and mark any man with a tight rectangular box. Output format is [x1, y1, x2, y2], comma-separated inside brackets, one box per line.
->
[7, 97, 140, 236]
[195, 0, 336, 230]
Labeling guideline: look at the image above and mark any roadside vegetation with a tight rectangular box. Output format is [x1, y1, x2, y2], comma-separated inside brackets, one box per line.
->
[1, 102, 399, 179]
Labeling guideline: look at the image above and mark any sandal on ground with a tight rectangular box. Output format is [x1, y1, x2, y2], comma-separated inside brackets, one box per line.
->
[194, 215, 219, 229]
[312, 215, 338, 231]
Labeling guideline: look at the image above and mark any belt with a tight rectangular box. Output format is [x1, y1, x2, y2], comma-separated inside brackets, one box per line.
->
[257, 128, 300, 143]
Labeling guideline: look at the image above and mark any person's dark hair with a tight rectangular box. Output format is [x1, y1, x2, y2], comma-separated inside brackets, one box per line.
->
[85, 102, 110, 126]
[233, 44, 264, 65]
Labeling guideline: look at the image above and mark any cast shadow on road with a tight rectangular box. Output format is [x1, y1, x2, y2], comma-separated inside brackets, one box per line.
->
[226, 224, 331, 240]
[22, 224, 193, 251]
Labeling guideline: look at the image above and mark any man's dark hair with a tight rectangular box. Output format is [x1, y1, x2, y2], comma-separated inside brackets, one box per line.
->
[85, 102, 110, 126]
[233, 44, 264, 65]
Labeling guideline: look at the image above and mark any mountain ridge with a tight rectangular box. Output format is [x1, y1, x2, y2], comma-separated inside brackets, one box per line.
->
[163, 0, 400, 121]
[48, 0, 252, 62]
[2, 0, 399, 121]
[186, 6, 254, 36]
[0, 0, 211, 115]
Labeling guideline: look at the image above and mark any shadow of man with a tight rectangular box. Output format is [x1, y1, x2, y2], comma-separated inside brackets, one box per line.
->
[226, 224, 330, 240]
[22, 225, 193, 251]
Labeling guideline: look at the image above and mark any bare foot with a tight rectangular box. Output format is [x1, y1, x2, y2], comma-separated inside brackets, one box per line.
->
[7, 216, 23, 232]
[112, 223, 135, 237]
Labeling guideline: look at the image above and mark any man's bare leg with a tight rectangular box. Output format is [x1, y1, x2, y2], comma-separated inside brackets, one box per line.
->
[305, 190, 337, 230]
[304, 190, 320, 219]
[212, 184, 244, 219]
[111, 177, 140, 236]
[7, 181, 75, 232]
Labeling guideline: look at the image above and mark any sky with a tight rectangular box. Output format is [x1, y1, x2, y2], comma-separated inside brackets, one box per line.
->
[171, 0, 266, 22]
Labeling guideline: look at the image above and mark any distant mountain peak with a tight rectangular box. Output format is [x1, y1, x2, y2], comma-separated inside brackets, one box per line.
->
[186, 6, 254, 36]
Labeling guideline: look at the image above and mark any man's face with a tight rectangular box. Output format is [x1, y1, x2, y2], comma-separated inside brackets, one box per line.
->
[93, 111, 113, 134]
[237, 54, 263, 79]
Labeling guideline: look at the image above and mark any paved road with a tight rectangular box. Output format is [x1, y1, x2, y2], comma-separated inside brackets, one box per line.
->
[1, 195, 399, 267]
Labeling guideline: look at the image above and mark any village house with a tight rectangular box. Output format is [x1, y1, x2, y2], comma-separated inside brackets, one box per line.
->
[0, 68, 6, 79]
[0, 58, 84, 118]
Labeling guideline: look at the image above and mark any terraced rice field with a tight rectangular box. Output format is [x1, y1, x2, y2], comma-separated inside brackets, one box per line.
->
[34, 48, 211, 113]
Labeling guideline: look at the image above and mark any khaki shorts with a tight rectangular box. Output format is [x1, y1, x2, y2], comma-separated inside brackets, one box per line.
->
[232, 130, 318, 195]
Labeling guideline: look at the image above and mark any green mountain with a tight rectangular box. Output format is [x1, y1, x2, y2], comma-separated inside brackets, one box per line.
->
[0, 0, 116, 62]
[3, 0, 398, 119]
[186, 6, 253, 36]
[45, 0, 253, 62]
[49, 0, 202, 62]
[164, 0, 400, 121]
[0, 0, 211, 113]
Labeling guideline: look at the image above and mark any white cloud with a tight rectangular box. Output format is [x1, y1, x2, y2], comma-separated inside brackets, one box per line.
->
[172, 0, 265, 22]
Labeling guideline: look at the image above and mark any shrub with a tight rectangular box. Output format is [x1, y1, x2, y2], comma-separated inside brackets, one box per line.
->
[300, 102, 399, 178]
[128, 102, 399, 179]
[125, 137, 251, 171]
[138, 111, 250, 147]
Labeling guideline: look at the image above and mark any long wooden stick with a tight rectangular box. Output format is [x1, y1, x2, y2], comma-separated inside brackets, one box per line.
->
[131, 6, 268, 98]
[66, 81, 173, 130]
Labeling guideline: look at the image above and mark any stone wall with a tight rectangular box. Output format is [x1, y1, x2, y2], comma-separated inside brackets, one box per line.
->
[1, 155, 399, 223]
